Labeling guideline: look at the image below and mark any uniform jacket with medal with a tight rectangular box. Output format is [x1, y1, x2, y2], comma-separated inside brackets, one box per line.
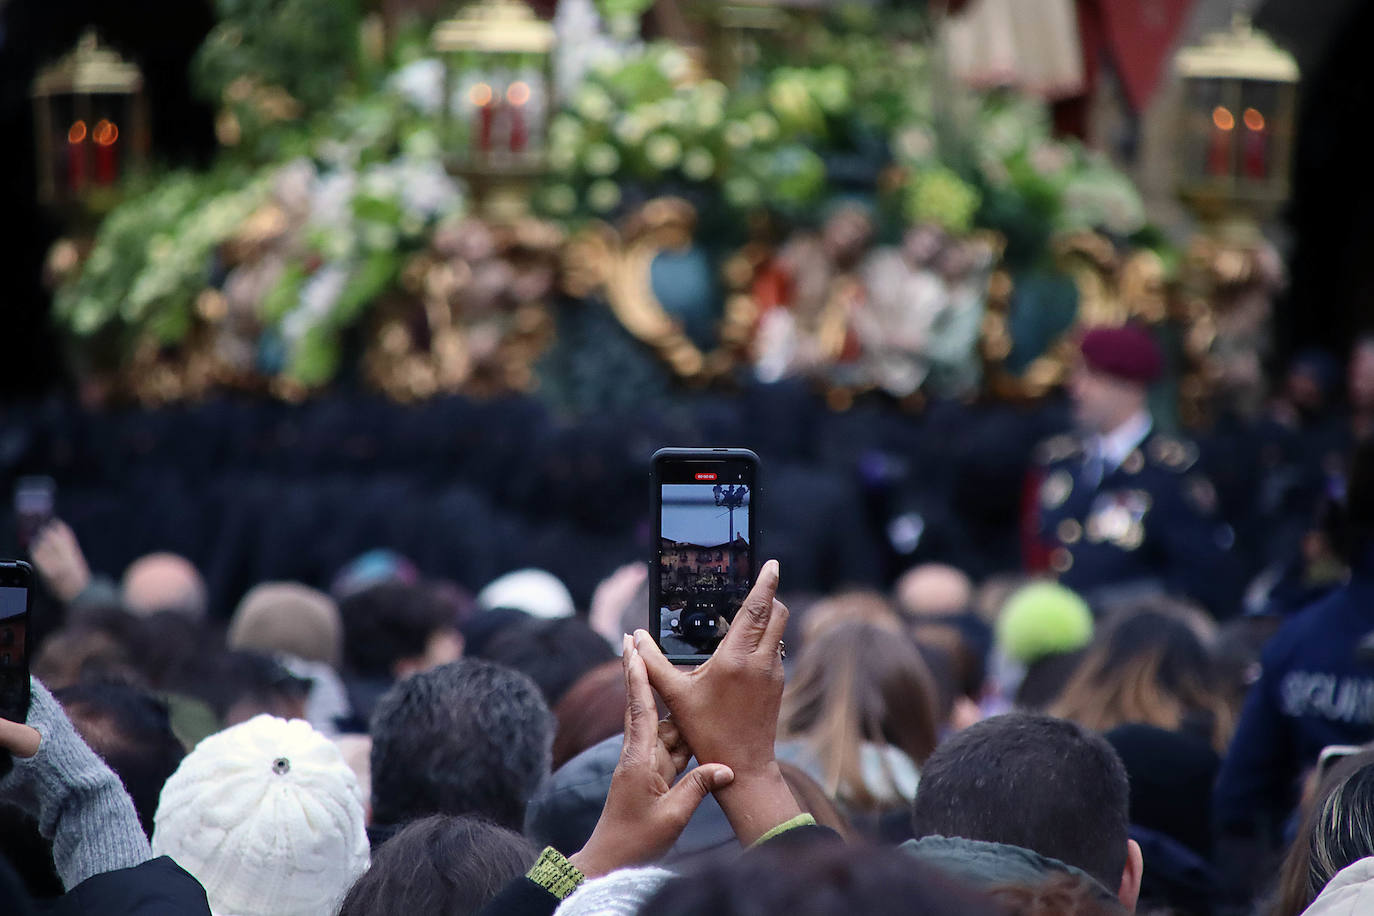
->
[1027, 428, 1241, 616]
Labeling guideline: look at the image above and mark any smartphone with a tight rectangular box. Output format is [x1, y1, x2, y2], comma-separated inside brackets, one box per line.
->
[0, 561, 32, 725]
[14, 476, 55, 551]
[651, 448, 760, 664]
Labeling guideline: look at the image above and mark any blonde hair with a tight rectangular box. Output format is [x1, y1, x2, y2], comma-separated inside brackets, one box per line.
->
[1273, 752, 1374, 916]
[1050, 605, 1234, 753]
[779, 622, 939, 812]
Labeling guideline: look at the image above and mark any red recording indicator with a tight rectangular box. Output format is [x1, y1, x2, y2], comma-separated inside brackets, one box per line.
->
[695, 472, 718, 481]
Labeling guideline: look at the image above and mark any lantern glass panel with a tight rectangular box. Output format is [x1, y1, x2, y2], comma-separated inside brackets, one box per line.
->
[1238, 80, 1279, 184]
[1186, 78, 1231, 182]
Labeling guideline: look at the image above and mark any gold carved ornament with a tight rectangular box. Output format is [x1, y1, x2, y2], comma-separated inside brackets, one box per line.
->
[981, 230, 1168, 400]
[562, 197, 752, 384]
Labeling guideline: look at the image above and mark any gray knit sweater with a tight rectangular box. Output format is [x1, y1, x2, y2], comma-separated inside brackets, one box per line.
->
[0, 679, 151, 889]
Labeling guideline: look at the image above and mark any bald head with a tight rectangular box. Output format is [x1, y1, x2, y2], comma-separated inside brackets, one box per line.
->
[122, 553, 207, 620]
[896, 564, 973, 618]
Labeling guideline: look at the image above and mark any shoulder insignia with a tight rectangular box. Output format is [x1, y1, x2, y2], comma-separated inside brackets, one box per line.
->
[1147, 435, 1199, 473]
[1186, 475, 1219, 515]
[1035, 434, 1082, 465]
[1040, 470, 1073, 509]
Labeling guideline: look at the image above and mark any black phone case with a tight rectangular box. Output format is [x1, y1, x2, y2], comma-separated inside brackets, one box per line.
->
[650, 448, 761, 665]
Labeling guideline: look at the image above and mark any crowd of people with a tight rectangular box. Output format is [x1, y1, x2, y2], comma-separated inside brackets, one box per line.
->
[3, 328, 1374, 916]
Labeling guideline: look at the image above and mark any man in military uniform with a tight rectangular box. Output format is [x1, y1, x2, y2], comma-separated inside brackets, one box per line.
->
[1029, 326, 1241, 616]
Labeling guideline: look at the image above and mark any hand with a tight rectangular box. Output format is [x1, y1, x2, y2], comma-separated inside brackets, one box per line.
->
[635, 559, 788, 783]
[636, 560, 801, 845]
[588, 563, 648, 647]
[30, 521, 91, 604]
[568, 635, 733, 879]
[0, 718, 40, 759]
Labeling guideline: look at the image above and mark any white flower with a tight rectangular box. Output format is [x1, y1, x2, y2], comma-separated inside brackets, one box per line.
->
[645, 133, 682, 170]
[614, 114, 649, 145]
[724, 177, 761, 207]
[402, 128, 443, 161]
[573, 85, 615, 122]
[283, 263, 347, 343]
[1029, 141, 1072, 177]
[658, 47, 690, 81]
[746, 112, 778, 143]
[389, 58, 446, 114]
[587, 179, 622, 212]
[683, 147, 715, 181]
[693, 99, 724, 130]
[583, 142, 622, 176]
[549, 145, 578, 172]
[724, 121, 754, 149]
[549, 114, 585, 148]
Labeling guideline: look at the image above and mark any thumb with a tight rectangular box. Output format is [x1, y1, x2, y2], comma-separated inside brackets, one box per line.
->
[663, 764, 733, 823]
[634, 630, 686, 699]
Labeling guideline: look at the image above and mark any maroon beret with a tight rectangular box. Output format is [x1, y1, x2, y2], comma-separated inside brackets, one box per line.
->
[1079, 325, 1163, 384]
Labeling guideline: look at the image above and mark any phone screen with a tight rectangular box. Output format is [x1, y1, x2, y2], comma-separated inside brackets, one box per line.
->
[0, 578, 30, 724]
[654, 452, 757, 661]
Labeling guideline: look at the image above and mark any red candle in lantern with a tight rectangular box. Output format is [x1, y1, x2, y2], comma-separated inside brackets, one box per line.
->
[1207, 106, 1235, 177]
[66, 120, 87, 193]
[470, 82, 495, 153]
[1242, 107, 1268, 180]
[507, 81, 530, 154]
[94, 119, 119, 185]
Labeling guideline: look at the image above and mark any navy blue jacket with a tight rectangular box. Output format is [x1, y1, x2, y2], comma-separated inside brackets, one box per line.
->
[1213, 574, 1374, 831]
[1032, 431, 1241, 616]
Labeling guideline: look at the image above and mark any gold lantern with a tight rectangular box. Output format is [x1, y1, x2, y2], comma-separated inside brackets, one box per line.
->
[432, 0, 555, 219]
[1174, 14, 1299, 223]
[32, 30, 149, 208]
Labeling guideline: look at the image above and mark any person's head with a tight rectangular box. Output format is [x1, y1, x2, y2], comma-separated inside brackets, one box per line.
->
[478, 616, 615, 706]
[896, 564, 974, 618]
[989, 872, 1127, 916]
[1285, 349, 1340, 415]
[340, 582, 463, 682]
[152, 715, 370, 916]
[369, 658, 553, 831]
[551, 659, 626, 771]
[207, 650, 314, 726]
[477, 568, 575, 620]
[911, 713, 1141, 910]
[1349, 335, 1374, 412]
[1274, 752, 1374, 916]
[53, 682, 185, 837]
[229, 582, 343, 670]
[641, 843, 1007, 916]
[1070, 326, 1161, 435]
[337, 815, 537, 916]
[1049, 603, 1233, 753]
[780, 622, 940, 811]
[121, 553, 207, 619]
[798, 590, 904, 650]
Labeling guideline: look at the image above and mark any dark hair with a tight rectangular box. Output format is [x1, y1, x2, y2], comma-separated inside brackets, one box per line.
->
[369, 658, 553, 831]
[911, 713, 1131, 891]
[53, 682, 186, 837]
[479, 617, 615, 706]
[1272, 752, 1374, 916]
[990, 872, 1126, 916]
[551, 660, 625, 771]
[338, 816, 537, 916]
[1342, 442, 1374, 565]
[199, 650, 313, 724]
[340, 583, 458, 679]
[642, 843, 1008, 916]
[1050, 606, 1233, 752]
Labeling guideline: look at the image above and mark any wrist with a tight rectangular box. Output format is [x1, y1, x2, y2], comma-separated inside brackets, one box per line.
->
[712, 761, 802, 847]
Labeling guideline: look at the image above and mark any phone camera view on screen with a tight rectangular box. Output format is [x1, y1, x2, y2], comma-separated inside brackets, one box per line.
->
[0, 586, 28, 718]
[658, 479, 752, 657]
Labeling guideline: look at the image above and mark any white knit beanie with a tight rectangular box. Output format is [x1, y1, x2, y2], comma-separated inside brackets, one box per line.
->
[152, 715, 370, 916]
[478, 568, 576, 619]
[553, 866, 675, 916]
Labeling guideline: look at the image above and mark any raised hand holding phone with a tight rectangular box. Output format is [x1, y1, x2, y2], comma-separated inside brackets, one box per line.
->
[567, 635, 734, 879]
[635, 559, 802, 845]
